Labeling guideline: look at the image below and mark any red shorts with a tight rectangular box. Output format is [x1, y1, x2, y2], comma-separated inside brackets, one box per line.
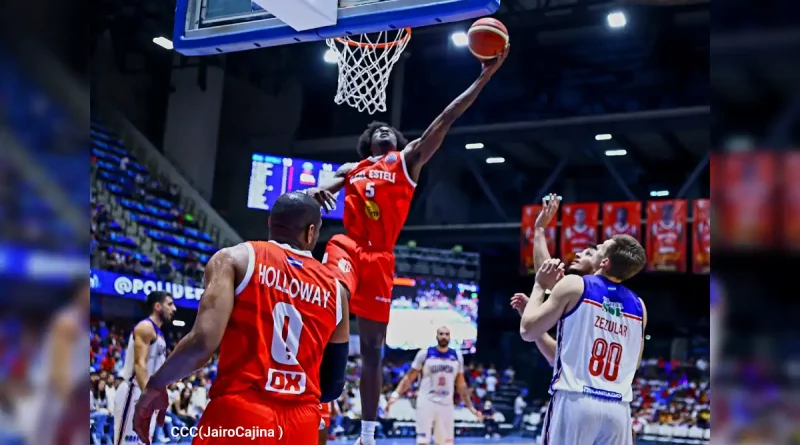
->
[192, 393, 320, 445]
[324, 234, 394, 324]
[319, 403, 331, 429]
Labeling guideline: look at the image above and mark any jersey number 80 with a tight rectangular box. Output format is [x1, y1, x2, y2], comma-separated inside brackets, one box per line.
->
[588, 338, 622, 381]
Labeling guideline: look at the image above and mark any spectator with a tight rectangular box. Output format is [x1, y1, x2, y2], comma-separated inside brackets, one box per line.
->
[513, 392, 527, 430]
[90, 380, 111, 444]
[171, 387, 198, 428]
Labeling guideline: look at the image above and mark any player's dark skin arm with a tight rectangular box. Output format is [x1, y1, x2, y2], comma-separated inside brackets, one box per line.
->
[403, 46, 509, 181]
[307, 163, 356, 213]
[146, 246, 243, 388]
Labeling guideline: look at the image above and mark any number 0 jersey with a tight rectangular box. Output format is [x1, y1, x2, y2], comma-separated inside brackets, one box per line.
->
[343, 151, 416, 251]
[209, 241, 344, 406]
[550, 275, 644, 402]
[411, 347, 464, 406]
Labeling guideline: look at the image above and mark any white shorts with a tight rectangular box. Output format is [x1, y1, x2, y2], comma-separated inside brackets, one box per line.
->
[415, 399, 454, 445]
[541, 391, 633, 445]
[113, 380, 158, 445]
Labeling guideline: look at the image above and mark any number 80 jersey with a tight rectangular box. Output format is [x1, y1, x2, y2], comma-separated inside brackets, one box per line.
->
[209, 241, 345, 406]
[343, 151, 416, 251]
[549, 275, 644, 403]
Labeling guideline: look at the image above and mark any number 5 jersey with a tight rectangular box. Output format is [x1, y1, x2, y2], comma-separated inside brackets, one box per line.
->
[209, 240, 345, 406]
[549, 275, 644, 403]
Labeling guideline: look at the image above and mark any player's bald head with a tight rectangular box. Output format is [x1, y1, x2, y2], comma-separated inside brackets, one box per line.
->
[268, 191, 322, 251]
[437, 326, 451, 335]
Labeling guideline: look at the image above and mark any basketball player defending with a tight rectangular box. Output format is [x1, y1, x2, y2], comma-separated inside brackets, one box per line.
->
[133, 192, 351, 445]
[519, 235, 647, 445]
[385, 327, 483, 445]
[307, 46, 509, 445]
[115, 291, 175, 445]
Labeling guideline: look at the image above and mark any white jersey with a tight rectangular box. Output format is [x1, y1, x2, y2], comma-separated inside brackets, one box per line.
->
[411, 346, 464, 406]
[120, 318, 167, 385]
[550, 275, 644, 403]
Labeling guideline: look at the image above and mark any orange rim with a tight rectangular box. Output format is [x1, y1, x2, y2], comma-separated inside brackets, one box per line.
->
[334, 28, 412, 49]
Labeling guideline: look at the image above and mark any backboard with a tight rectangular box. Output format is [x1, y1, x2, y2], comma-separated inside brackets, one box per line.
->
[173, 0, 500, 55]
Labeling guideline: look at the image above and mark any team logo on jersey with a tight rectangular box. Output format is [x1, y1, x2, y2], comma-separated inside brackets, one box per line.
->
[385, 153, 398, 165]
[602, 297, 623, 317]
[338, 258, 352, 273]
[364, 200, 381, 220]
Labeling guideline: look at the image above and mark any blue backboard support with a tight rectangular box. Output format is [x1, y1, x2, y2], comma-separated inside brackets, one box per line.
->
[173, 0, 500, 56]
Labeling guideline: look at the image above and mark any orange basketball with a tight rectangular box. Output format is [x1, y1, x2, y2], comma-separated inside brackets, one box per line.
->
[467, 17, 509, 60]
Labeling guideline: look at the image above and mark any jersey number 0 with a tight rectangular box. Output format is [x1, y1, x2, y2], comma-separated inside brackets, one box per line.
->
[271, 302, 304, 365]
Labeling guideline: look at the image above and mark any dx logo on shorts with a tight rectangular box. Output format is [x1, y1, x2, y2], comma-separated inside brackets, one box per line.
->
[266, 368, 307, 394]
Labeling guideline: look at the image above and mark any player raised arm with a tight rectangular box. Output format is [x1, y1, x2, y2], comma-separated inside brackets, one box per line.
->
[402, 46, 509, 178]
[511, 256, 563, 365]
[133, 245, 242, 445]
[533, 194, 560, 272]
[132, 320, 158, 390]
[319, 282, 351, 402]
[306, 163, 356, 213]
[520, 261, 581, 342]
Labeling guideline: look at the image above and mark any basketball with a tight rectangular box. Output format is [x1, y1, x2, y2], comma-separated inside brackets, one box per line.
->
[467, 18, 509, 60]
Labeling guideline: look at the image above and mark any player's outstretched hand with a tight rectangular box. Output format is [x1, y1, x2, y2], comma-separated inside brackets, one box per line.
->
[535, 193, 561, 229]
[535, 258, 565, 290]
[510, 293, 529, 316]
[480, 44, 510, 78]
[385, 392, 399, 415]
[470, 407, 485, 422]
[306, 187, 337, 213]
[133, 386, 168, 445]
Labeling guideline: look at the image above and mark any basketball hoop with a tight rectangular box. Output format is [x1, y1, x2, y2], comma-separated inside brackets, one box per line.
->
[325, 28, 411, 115]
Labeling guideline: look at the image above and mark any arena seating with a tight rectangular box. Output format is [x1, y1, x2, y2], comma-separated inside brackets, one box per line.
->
[91, 119, 218, 284]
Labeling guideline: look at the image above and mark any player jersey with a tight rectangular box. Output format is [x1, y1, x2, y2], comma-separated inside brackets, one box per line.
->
[411, 346, 464, 406]
[565, 225, 596, 253]
[120, 318, 167, 385]
[605, 223, 637, 240]
[343, 151, 416, 251]
[651, 221, 682, 254]
[209, 241, 344, 406]
[550, 275, 644, 403]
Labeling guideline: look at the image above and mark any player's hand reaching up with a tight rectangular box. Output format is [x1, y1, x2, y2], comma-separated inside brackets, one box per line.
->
[536, 258, 565, 291]
[480, 44, 510, 78]
[510, 293, 529, 316]
[133, 386, 168, 445]
[535, 193, 560, 229]
[305, 187, 337, 213]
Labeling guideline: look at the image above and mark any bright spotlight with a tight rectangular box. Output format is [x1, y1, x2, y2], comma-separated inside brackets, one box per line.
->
[607, 12, 627, 29]
[153, 37, 174, 50]
[595, 134, 612, 141]
[605, 149, 627, 157]
[650, 190, 669, 197]
[324, 49, 338, 64]
[172, 320, 186, 327]
[486, 157, 505, 164]
[451, 32, 469, 47]
[465, 143, 484, 150]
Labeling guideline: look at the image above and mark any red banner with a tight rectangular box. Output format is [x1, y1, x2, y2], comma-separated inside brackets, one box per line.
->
[560, 203, 599, 265]
[784, 152, 800, 250]
[521, 205, 557, 275]
[646, 200, 687, 272]
[692, 199, 711, 274]
[718, 152, 776, 249]
[602, 201, 642, 242]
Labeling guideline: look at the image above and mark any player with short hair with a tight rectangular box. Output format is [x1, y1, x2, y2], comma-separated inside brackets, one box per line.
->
[519, 235, 648, 445]
[385, 326, 483, 445]
[114, 290, 176, 445]
[132, 191, 351, 445]
[306, 46, 509, 445]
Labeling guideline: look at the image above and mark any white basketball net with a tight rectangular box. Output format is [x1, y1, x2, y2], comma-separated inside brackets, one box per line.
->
[325, 29, 411, 115]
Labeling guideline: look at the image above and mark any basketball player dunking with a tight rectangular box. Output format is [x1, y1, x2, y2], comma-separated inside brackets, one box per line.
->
[115, 291, 175, 445]
[519, 235, 647, 445]
[385, 327, 483, 445]
[306, 46, 509, 445]
[133, 192, 351, 445]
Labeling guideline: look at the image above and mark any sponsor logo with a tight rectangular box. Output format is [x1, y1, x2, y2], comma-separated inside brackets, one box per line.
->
[265, 368, 307, 395]
[602, 297, 623, 318]
[364, 201, 381, 220]
[582, 386, 623, 401]
[385, 153, 397, 165]
[112, 276, 203, 301]
[374, 296, 391, 303]
[338, 258, 351, 273]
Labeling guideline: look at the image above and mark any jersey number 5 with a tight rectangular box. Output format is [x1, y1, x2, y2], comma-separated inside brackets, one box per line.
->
[271, 303, 304, 365]
[365, 182, 375, 198]
[588, 338, 622, 381]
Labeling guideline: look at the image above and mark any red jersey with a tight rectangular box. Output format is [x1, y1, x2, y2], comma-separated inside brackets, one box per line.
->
[564, 225, 596, 254]
[604, 222, 637, 240]
[696, 221, 711, 254]
[343, 151, 416, 251]
[650, 220, 682, 255]
[210, 241, 344, 406]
